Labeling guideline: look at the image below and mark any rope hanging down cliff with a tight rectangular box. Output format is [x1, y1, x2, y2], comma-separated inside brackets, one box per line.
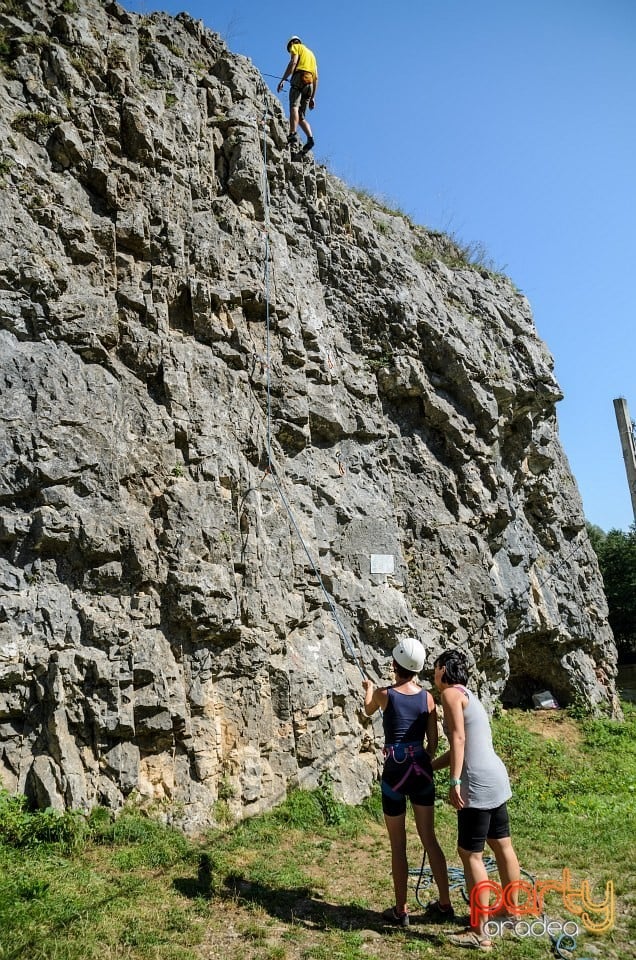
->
[257, 102, 369, 683]
[256, 93, 586, 689]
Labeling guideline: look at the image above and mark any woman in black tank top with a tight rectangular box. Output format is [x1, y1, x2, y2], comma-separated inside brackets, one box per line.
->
[363, 637, 453, 927]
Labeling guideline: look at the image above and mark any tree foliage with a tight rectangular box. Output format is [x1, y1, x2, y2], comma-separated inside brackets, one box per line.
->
[587, 522, 636, 661]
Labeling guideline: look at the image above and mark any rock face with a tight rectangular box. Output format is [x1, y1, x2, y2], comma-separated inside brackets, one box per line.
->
[0, 0, 618, 826]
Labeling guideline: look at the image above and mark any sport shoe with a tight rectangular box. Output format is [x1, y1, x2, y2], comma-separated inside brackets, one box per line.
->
[302, 136, 315, 153]
[422, 899, 455, 922]
[287, 133, 300, 147]
[382, 906, 409, 927]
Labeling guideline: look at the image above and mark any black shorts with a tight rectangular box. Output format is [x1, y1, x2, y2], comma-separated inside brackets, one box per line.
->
[381, 756, 435, 817]
[457, 802, 511, 853]
[289, 76, 312, 116]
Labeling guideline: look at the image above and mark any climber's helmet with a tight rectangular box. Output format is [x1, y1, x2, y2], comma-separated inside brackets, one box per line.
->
[392, 636, 426, 674]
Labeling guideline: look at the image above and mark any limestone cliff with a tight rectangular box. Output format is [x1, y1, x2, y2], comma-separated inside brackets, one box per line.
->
[0, 0, 618, 827]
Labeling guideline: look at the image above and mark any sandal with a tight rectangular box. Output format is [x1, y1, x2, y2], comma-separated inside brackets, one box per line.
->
[448, 930, 493, 951]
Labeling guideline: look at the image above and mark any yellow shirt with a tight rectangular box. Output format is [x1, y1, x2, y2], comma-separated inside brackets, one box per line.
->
[289, 42, 317, 80]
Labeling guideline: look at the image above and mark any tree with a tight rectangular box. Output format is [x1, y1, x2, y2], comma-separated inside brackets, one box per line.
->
[587, 523, 636, 662]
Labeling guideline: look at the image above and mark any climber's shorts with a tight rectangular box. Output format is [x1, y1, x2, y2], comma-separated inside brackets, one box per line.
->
[289, 75, 312, 115]
[457, 802, 511, 853]
[381, 757, 435, 817]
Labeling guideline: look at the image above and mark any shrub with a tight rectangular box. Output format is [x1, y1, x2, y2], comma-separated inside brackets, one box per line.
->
[0, 791, 87, 851]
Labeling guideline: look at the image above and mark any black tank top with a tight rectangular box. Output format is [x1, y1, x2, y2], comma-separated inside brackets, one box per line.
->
[382, 687, 429, 745]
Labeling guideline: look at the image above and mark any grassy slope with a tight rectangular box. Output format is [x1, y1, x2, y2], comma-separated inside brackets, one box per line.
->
[0, 705, 634, 960]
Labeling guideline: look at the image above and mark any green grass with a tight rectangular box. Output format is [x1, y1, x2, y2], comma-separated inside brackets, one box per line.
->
[0, 707, 633, 959]
[493, 707, 636, 866]
[346, 181, 503, 275]
[11, 110, 61, 139]
[352, 185, 414, 224]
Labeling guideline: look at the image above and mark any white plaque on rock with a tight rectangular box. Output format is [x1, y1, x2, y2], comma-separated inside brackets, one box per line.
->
[370, 554, 394, 575]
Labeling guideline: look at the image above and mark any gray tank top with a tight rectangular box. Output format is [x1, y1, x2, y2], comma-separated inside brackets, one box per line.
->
[457, 687, 511, 809]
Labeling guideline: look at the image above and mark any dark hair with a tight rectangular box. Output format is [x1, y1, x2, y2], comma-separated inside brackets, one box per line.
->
[434, 649, 469, 685]
[393, 659, 416, 682]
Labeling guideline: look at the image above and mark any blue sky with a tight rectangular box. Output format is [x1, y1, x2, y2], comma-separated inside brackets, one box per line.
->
[125, 0, 636, 532]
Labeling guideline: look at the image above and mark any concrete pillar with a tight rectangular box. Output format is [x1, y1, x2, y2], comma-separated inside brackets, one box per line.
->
[613, 397, 636, 524]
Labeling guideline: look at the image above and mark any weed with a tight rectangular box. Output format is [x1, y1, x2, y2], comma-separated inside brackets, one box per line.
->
[16, 877, 50, 900]
[120, 916, 162, 947]
[367, 350, 393, 371]
[60, 0, 79, 11]
[352, 184, 413, 224]
[266, 948, 287, 960]
[0, 28, 12, 62]
[315, 772, 345, 826]
[166, 92, 178, 107]
[70, 51, 93, 75]
[11, 110, 61, 139]
[240, 919, 269, 940]
[270, 789, 324, 830]
[0, 791, 87, 851]
[413, 242, 434, 265]
[0, 155, 14, 183]
[425, 230, 504, 274]
[212, 798, 234, 825]
[564, 696, 589, 721]
[21, 32, 51, 52]
[217, 775, 235, 802]
[0, 0, 21, 17]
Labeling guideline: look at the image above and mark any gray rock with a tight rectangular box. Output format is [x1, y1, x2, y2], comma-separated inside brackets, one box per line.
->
[0, 0, 619, 830]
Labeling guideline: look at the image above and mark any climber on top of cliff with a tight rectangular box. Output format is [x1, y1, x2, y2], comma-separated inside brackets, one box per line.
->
[277, 35, 318, 155]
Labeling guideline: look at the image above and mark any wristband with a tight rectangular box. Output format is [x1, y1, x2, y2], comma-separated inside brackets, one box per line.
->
[449, 777, 462, 786]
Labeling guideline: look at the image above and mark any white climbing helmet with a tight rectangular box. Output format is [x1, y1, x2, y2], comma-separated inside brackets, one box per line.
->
[392, 636, 426, 673]
[287, 35, 302, 49]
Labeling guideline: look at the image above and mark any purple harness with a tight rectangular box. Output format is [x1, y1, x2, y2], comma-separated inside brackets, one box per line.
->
[383, 741, 432, 793]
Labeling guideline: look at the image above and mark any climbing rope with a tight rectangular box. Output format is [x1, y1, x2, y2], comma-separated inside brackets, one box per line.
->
[411, 860, 593, 957]
[257, 96, 370, 684]
[408, 855, 536, 908]
[268, 469, 366, 679]
[253, 86, 598, 960]
[255, 82, 587, 693]
[550, 930, 594, 960]
[260, 103, 273, 468]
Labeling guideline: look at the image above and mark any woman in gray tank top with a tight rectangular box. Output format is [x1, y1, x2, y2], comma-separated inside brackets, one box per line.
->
[432, 649, 522, 951]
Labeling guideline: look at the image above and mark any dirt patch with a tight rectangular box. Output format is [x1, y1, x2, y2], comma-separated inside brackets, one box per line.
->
[510, 709, 582, 747]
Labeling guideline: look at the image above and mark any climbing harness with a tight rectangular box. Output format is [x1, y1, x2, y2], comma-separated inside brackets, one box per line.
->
[381, 742, 432, 798]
